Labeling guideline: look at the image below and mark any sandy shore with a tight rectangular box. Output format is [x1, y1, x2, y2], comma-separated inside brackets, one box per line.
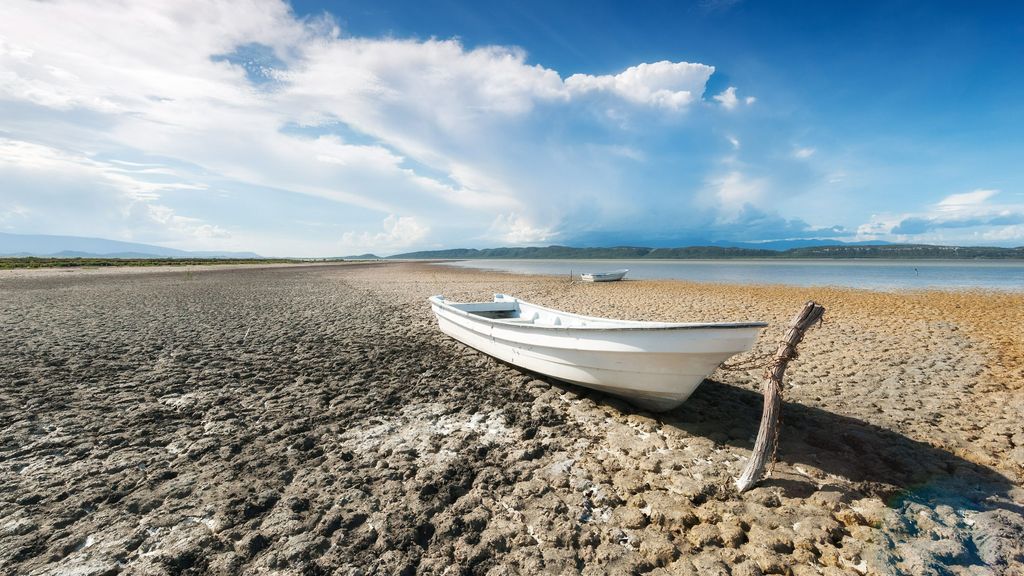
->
[1, 262, 1022, 575]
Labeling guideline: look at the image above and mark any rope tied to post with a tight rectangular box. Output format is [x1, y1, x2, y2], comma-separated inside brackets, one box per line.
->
[735, 301, 826, 493]
[720, 316, 824, 374]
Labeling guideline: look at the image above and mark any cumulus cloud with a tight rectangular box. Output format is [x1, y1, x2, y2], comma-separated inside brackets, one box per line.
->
[141, 204, 231, 240]
[858, 189, 1024, 243]
[488, 213, 558, 244]
[793, 147, 815, 159]
[0, 0, 755, 254]
[704, 171, 766, 218]
[709, 205, 846, 241]
[676, 160, 853, 243]
[712, 86, 755, 110]
[340, 214, 429, 254]
[891, 213, 1024, 234]
[565, 61, 715, 110]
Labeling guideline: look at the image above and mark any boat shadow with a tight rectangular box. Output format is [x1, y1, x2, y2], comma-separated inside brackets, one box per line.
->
[547, 377, 1023, 515]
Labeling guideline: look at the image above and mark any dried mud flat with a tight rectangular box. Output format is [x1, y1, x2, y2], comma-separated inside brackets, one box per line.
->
[1, 262, 1023, 576]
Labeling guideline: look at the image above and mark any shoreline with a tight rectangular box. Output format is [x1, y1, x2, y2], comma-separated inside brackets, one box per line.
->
[433, 257, 1024, 263]
[434, 259, 1024, 294]
[4, 257, 1021, 293]
[0, 260, 371, 278]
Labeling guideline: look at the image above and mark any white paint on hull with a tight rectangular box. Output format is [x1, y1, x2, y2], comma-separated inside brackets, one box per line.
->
[430, 294, 766, 411]
[580, 269, 628, 282]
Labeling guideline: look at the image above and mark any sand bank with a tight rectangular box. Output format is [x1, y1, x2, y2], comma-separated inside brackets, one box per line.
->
[1, 262, 1022, 574]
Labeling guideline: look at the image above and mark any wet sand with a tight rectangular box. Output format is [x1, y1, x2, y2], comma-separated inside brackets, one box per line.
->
[1, 261, 1022, 575]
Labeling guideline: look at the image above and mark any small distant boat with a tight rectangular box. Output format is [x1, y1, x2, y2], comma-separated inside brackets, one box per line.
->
[429, 294, 766, 411]
[580, 269, 628, 282]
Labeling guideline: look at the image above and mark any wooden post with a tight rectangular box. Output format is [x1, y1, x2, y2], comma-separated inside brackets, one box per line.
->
[735, 301, 825, 493]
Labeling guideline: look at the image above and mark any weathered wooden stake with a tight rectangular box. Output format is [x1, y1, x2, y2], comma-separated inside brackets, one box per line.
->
[735, 301, 826, 493]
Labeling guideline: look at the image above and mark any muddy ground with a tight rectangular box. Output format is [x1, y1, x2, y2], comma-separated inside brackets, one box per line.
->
[1, 262, 1022, 575]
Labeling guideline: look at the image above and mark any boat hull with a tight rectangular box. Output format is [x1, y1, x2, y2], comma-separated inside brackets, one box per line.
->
[580, 269, 628, 282]
[430, 296, 764, 411]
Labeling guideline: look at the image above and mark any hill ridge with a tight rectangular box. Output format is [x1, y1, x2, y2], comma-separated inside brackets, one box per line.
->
[388, 244, 1024, 260]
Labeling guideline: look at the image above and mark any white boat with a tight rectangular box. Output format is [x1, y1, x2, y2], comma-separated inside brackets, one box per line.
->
[429, 294, 766, 411]
[580, 269, 628, 282]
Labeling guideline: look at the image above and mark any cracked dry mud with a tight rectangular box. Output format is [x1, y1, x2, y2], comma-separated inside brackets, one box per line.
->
[1, 262, 1023, 575]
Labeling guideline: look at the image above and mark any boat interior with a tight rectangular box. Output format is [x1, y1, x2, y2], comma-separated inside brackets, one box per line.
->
[446, 295, 622, 328]
[435, 294, 768, 330]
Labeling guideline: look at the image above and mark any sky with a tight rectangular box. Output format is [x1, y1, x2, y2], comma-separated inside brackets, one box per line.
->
[1, 1, 1023, 257]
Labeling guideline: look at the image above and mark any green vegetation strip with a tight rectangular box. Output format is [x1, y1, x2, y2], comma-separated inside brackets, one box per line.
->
[0, 258, 298, 269]
[389, 244, 1024, 260]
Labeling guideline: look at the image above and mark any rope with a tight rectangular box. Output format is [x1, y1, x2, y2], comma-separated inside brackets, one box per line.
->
[767, 379, 784, 474]
[736, 302, 826, 492]
[761, 315, 825, 471]
[718, 339, 800, 373]
[723, 338, 806, 470]
[764, 340, 800, 473]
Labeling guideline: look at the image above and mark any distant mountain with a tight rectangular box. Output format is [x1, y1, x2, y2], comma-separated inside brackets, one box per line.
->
[389, 243, 1024, 260]
[782, 244, 1024, 259]
[343, 253, 383, 260]
[0, 232, 262, 259]
[389, 246, 653, 259]
[709, 239, 893, 251]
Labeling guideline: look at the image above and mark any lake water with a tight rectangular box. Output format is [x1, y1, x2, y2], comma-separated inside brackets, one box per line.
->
[440, 259, 1024, 291]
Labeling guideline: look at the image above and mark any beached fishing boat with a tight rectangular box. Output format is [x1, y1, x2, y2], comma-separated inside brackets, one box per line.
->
[429, 294, 766, 411]
[580, 269, 628, 282]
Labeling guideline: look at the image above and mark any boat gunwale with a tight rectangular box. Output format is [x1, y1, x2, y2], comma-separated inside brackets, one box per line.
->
[580, 269, 628, 282]
[429, 295, 768, 332]
[581, 268, 629, 276]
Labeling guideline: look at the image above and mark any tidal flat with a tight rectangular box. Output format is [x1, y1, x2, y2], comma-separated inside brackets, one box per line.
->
[1, 262, 1022, 575]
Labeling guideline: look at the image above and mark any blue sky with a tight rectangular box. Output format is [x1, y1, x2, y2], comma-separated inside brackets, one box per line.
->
[1, 1, 1023, 256]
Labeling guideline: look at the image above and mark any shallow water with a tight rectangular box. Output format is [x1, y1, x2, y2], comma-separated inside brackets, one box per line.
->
[440, 258, 1024, 291]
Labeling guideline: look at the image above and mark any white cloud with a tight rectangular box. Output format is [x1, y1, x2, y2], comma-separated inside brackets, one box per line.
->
[565, 61, 715, 110]
[793, 147, 816, 159]
[340, 214, 429, 254]
[0, 138, 206, 201]
[0, 137, 232, 246]
[712, 87, 756, 110]
[856, 189, 1024, 243]
[727, 136, 741, 150]
[142, 204, 231, 240]
[704, 171, 766, 218]
[976, 224, 1024, 242]
[935, 188, 998, 210]
[855, 215, 900, 237]
[714, 88, 736, 109]
[488, 213, 557, 244]
[713, 87, 737, 109]
[0, 0, 747, 254]
[0, 1, 303, 113]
